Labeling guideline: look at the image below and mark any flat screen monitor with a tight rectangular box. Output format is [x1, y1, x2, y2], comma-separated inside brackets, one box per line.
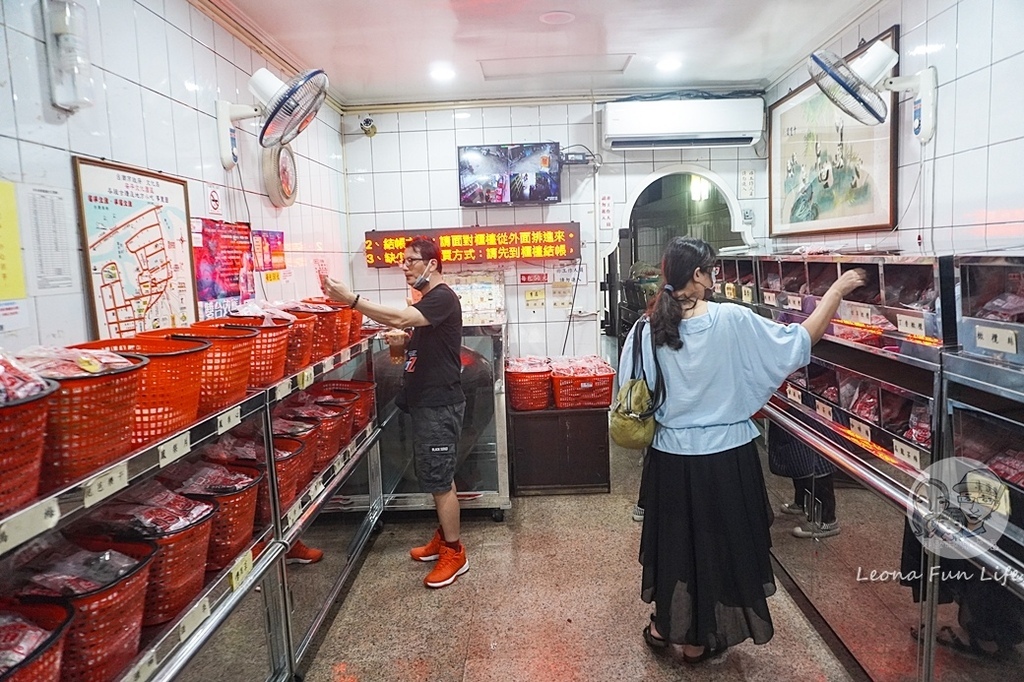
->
[459, 142, 561, 207]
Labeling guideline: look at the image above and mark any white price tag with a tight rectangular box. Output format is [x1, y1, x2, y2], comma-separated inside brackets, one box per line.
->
[0, 498, 61, 554]
[274, 379, 293, 402]
[850, 418, 872, 441]
[784, 294, 803, 311]
[896, 314, 926, 335]
[337, 348, 351, 364]
[127, 652, 158, 682]
[815, 400, 834, 422]
[285, 503, 302, 529]
[322, 355, 336, 371]
[217, 406, 242, 434]
[741, 286, 754, 304]
[763, 291, 778, 307]
[310, 477, 325, 499]
[298, 367, 314, 390]
[786, 385, 802, 403]
[176, 597, 210, 642]
[724, 282, 737, 299]
[893, 440, 922, 469]
[975, 325, 1019, 354]
[713, 283, 723, 295]
[845, 302, 872, 324]
[158, 432, 192, 467]
[228, 550, 254, 591]
[83, 462, 129, 507]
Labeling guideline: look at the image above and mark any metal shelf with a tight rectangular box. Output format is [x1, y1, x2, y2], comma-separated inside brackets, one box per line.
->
[943, 351, 1024, 405]
[268, 339, 372, 405]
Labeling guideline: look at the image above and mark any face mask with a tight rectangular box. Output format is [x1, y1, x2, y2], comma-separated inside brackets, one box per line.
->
[412, 263, 434, 291]
[701, 265, 717, 301]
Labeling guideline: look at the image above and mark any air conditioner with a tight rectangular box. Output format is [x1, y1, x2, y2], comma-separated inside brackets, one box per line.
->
[601, 98, 765, 150]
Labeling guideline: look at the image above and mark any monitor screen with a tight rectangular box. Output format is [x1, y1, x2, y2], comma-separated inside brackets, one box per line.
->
[459, 143, 561, 207]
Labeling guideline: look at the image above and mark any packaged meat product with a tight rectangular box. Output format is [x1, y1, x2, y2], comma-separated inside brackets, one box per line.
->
[82, 481, 215, 534]
[978, 292, 1024, 323]
[271, 418, 317, 437]
[881, 392, 913, 433]
[830, 323, 883, 346]
[903, 403, 932, 447]
[10, 537, 138, 597]
[851, 389, 880, 423]
[0, 351, 48, 404]
[16, 346, 133, 379]
[549, 355, 614, 377]
[762, 272, 782, 290]
[159, 460, 255, 495]
[0, 613, 50, 673]
[785, 370, 806, 387]
[506, 356, 550, 373]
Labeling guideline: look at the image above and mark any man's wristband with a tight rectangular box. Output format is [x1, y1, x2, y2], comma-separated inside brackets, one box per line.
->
[352, 294, 361, 308]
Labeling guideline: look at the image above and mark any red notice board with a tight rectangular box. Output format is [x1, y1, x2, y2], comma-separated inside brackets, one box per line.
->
[364, 222, 580, 268]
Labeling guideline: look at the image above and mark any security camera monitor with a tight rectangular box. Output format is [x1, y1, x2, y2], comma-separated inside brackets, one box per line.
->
[508, 142, 560, 204]
[459, 145, 510, 206]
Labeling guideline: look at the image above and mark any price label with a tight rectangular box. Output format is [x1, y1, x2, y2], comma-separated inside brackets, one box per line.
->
[337, 348, 351, 364]
[274, 379, 293, 402]
[815, 400, 834, 422]
[724, 282, 737, 299]
[264, 271, 281, 283]
[83, 462, 129, 507]
[845, 302, 872, 324]
[763, 291, 778, 307]
[228, 550, 254, 591]
[322, 355, 336, 371]
[975, 325, 1019, 354]
[713, 283, 723, 295]
[784, 294, 803, 311]
[126, 652, 158, 682]
[176, 597, 211, 642]
[158, 431, 192, 467]
[217, 406, 242, 434]
[850, 418, 872, 441]
[285, 503, 302, 529]
[298, 367, 314, 390]
[786, 385, 802, 403]
[0, 498, 61, 554]
[896, 314, 926, 335]
[310, 477, 325, 499]
[741, 286, 754, 304]
[893, 440, 923, 469]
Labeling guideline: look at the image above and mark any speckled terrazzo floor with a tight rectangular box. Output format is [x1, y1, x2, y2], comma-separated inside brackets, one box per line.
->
[295, 441, 864, 682]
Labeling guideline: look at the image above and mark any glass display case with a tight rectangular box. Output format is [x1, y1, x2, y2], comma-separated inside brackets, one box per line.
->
[957, 254, 1024, 366]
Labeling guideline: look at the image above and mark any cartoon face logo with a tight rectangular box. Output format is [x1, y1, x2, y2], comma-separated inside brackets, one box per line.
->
[909, 457, 1010, 560]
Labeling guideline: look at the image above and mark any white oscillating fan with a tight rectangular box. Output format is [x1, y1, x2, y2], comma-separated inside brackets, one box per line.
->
[807, 41, 937, 144]
[216, 68, 329, 170]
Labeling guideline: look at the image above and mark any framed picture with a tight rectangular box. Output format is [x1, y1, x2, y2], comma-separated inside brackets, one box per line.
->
[769, 26, 900, 237]
[73, 157, 197, 339]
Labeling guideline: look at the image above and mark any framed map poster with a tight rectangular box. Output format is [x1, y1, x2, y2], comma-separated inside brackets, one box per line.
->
[768, 26, 899, 236]
[73, 157, 197, 338]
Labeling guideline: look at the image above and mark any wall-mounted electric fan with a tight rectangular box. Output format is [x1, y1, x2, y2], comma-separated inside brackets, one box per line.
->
[216, 68, 329, 170]
[807, 41, 937, 144]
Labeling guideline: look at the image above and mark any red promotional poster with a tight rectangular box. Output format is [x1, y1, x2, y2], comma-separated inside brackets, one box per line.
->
[193, 219, 255, 320]
[251, 230, 286, 271]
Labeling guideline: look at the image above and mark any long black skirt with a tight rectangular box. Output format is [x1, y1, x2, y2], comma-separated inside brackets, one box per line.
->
[640, 440, 776, 650]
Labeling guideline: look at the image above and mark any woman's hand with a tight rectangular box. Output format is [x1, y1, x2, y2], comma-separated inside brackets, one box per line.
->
[321, 275, 355, 305]
[830, 268, 868, 298]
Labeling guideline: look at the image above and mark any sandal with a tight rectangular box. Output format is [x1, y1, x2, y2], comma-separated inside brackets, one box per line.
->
[642, 615, 668, 651]
[682, 645, 725, 664]
[912, 625, 1007, 660]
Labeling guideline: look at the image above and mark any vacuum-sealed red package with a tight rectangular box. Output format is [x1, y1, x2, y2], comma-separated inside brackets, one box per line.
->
[0, 613, 50, 673]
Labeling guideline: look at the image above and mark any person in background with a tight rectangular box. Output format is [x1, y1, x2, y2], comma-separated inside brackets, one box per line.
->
[321, 237, 468, 589]
[767, 421, 840, 538]
[618, 236, 865, 664]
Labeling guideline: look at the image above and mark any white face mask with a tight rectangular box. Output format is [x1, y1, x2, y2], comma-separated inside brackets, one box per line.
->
[412, 262, 434, 290]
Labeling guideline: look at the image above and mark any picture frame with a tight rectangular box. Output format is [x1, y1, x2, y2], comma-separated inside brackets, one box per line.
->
[768, 26, 900, 237]
[73, 157, 197, 339]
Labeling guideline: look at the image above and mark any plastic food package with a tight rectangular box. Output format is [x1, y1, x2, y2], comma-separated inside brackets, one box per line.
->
[270, 418, 317, 437]
[549, 355, 614, 377]
[978, 292, 1024, 323]
[903, 403, 932, 447]
[851, 390, 880, 423]
[8, 537, 137, 598]
[159, 460, 255, 495]
[0, 351, 48, 404]
[762, 272, 782, 290]
[0, 613, 50, 673]
[281, 300, 336, 313]
[881, 392, 913, 433]
[506, 356, 551, 373]
[16, 345, 133, 379]
[84, 481, 214, 534]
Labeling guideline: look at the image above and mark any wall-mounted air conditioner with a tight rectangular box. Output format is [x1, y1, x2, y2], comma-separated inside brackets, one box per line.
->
[601, 98, 765, 150]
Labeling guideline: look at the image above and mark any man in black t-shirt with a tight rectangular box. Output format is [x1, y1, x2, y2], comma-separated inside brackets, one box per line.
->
[322, 237, 468, 588]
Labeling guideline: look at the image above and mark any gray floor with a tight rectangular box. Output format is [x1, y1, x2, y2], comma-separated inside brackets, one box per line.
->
[297, 442, 859, 682]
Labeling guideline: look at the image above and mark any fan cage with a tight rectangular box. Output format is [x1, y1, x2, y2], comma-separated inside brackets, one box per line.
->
[807, 51, 887, 126]
[260, 69, 329, 147]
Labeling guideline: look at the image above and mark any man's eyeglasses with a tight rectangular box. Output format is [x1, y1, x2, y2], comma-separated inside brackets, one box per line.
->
[400, 257, 425, 267]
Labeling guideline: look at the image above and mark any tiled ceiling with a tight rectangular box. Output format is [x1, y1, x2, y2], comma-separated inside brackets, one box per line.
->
[214, 0, 882, 108]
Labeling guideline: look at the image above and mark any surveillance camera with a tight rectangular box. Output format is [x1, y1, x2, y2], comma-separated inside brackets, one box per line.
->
[359, 117, 374, 131]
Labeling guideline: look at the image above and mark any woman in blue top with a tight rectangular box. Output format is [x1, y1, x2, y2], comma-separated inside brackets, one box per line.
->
[619, 236, 865, 663]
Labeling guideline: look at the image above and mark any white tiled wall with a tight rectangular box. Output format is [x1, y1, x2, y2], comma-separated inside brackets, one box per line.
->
[0, 0, 346, 352]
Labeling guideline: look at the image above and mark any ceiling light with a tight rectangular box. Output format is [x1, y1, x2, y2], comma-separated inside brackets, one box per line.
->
[539, 11, 575, 25]
[430, 64, 456, 81]
[656, 58, 682, 72]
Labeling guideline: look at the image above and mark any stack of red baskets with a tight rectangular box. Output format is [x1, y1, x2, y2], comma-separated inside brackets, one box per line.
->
[174, 465, 263, 572]
[298, 307, 342, 361]
[311, 380, 375, 431]
[271, 417, 321, 489]
[0, 602, 73, 682]
[195, 317, 291, 388]
[0, 380, 59, 514]
[204, 436, 304, 526]
[283, 312, 317, 374]
[303, 299, 352, 351]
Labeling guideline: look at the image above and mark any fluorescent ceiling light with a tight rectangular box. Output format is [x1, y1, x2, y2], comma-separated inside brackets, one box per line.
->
[430, 64, 456, 81]
[539, 11, 575, 25]
[656, 58, 682, 72]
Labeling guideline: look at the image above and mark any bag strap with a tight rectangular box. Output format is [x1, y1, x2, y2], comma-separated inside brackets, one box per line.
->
[633, 318, 665, 419]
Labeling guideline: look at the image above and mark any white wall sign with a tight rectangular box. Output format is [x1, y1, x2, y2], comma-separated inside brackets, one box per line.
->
[206, 183, 223, 218]
[17, 184, 80, 296]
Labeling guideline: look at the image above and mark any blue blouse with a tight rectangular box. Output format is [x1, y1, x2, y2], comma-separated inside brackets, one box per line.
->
[618, 302, 811, 455]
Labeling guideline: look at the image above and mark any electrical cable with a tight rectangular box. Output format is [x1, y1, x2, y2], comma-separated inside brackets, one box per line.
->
[235, 163, 267, 301]
[560, 258, 583, 355]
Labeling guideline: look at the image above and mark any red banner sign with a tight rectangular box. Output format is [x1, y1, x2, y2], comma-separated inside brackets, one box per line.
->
[520, 273, 549, 283]
[364, 223, 580, 268]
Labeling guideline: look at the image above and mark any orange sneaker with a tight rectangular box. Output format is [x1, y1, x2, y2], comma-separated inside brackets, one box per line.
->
[410, 528, 443, 562]
[424, 543, 468, 588]
[286, 540, 324, 564]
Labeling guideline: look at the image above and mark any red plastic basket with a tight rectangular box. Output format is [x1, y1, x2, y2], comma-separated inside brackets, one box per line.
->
[39, 355, 146, 492]
[505, 369, 552, 411]
[272, 420, 320, 490]
[73, 338, 209, 448]
[138, 327, 256, 415]
[284, 312, 317, 374]
[551, 370, 616, 409]
[303, 299, 352, 350]
[349, 309, 364, 341]
[35, 537, 155, 682]
[307, 395, 357, 469]
[195, 317, 291, 388]
[311, 381, 375, 431]
[181, 465, 263, 572]
[205, 437, 303, 525]
[303, 308, 341, 361]
[0, 380, 59, 515]
[0, 601, 73, 682]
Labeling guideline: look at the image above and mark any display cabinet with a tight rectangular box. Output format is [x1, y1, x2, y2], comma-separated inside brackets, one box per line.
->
[714, 253, 758, 306]
[506, 406, 610, 495]
[956, 254, 1024, 366]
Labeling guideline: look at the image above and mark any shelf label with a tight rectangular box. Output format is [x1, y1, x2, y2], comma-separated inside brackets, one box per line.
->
[741, 286, 754, 304]
[850, 418, 872, 441]
[217, 406, 242, 434]
[0, 498, 60, 554]
[285, 503, 302, 529]
[158, 431, 192, 467]
[83, 462, 129, 507]
[176, 597, 211, 643]
[763, 291, 778, 307]
[783, 294, 803, 311]
[713, 283, 723, 295]
[786, 385, 802, 403]
[274, 380, 293, 402]
[298, 367, 314, 390]
[127, 652, 158, 682]
[815, 400, 833, 422]
[845, 302, 872, 324]
[228, 550, 254, 591]
[724, 282, 737, 299]
[310, 477, 325, 499]
[975, 325, 1019, 354]
[337, 348, 351, 364]
[322, 355, 336, 371]
[893, 440, 922, 469]
[896, 314, 926, 335]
